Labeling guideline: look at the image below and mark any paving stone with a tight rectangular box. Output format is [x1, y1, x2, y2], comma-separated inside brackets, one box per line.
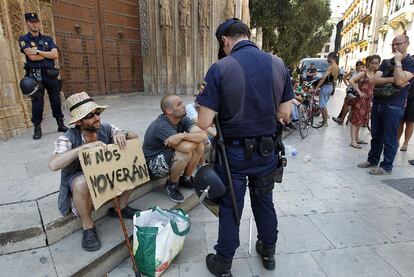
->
[308, 211, 389, 248]
[25, 156, 51, 178]
[0, 247, 57, 277]
[175, 222, 209, 264]
[276, 215, 334, 254]
[274, 189, 331, 215]
[248, 252, 326, 277]
[311, 247, 401, 277]
[357, 207, 414, 242]
[0, 201, 46, 254]
[373, 242, 414, 277]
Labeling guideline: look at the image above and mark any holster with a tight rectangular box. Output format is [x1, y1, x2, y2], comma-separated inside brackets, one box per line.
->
[248, 168, 281, 195]
[244, 138, 256, 160]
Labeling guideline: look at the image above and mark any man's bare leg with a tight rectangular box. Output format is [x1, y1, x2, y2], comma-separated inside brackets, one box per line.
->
[169, 151, 192, 183]
[71, 174, 94, 230]
[184, 143, 204, 176]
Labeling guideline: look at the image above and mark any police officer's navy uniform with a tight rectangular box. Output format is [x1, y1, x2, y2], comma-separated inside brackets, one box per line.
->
[19, 13, 66, 139]
[197, 36, 294, 273]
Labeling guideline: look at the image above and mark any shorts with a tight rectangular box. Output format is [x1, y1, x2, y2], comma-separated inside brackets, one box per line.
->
[68, 171, 85, 217]
[403, 98, 414, 122]
[319, 84, 334, 108]
[148, 148, 175, 178]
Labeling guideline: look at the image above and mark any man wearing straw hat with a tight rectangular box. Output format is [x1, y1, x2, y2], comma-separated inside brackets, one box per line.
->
[49, 92, 139, 251]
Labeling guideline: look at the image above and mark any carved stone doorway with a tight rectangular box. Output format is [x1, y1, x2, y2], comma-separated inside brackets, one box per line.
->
[52, 0, 143, 96]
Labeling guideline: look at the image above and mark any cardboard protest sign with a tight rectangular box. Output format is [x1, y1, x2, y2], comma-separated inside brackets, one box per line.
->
[79, 138, 150, 209]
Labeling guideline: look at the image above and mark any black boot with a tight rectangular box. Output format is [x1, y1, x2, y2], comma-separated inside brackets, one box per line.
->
[33, 124, 42, 140]
[57, 118, 68, 132]
[256, 240, 276, 270]
[206, 253, 232, 277]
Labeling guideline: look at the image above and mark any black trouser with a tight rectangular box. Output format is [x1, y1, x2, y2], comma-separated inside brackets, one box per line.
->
[31, 75, 64, 125]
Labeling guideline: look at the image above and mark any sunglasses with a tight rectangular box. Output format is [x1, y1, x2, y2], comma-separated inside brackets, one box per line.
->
[83, 111, 101, 120]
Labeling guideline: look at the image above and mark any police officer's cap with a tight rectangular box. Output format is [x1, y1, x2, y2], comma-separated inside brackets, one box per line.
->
[215, 18, 241, 41]
[24, 13, 40, 22]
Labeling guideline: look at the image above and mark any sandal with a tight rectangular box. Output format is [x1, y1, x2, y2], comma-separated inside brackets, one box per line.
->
[81, 227, 101, 252]
[350, 143, 362, 149]
[357, 140, 368, 144]
[400, 145, 408, 151]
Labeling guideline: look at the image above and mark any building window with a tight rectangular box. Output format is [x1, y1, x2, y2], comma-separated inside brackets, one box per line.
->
[324, 44, 330, 52]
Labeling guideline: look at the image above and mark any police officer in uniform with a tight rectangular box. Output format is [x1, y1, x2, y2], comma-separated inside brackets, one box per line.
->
[197, 19, 294, 276]
[19, 13, 68, 140]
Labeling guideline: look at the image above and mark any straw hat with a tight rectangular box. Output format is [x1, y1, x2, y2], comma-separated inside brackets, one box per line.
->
[67, 92, 107, 124]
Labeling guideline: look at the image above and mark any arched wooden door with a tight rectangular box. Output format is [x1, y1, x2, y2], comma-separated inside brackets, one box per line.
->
[52, 0, 143, 96]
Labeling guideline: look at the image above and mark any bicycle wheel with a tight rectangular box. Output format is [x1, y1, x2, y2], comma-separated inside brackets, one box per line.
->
[310, 104, 326, 128]
[298, 104, 310, 138]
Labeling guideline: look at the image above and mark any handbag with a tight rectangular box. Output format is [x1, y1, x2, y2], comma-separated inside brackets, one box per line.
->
[345, 92, 357, 105]
[373, 84, 401, 99]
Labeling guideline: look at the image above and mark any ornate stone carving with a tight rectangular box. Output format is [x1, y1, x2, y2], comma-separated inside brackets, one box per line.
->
[139, 0, 149, 56]
[179, 0, 191, 29]
[23, 0, 39, 15]
[159, 0, 172, 28]
[0, 0, 6, 38]
[198, 0, 209, 28]
[8, 0, 25, 42]
[224, 0, 235, 19]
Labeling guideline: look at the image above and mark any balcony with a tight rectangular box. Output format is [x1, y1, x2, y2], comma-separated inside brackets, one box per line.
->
[377, 15, 389, 33]
[359, 13, 372, 24]
[388, 4, 414, 29]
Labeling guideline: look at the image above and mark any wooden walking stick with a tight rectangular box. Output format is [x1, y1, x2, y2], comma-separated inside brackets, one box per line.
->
[114, 196, 141, 277]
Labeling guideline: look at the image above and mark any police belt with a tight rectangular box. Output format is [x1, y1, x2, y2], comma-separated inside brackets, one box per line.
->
[224, 135, 277, 160]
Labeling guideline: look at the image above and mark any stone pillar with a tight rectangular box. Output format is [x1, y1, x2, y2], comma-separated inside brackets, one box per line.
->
[140, 0, 247, 95]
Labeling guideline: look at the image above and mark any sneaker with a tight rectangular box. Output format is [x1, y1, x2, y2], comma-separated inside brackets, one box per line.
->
[357, 161, 377, 168]
[81, 227, 101, 252]
[107, 206, 140, 220]
[179, 175, 195, 189]
[409, 160, 414, 165]
[206, 253, 233, 277]
[164, 183, 184, 203]
[369, 167, 391, 175]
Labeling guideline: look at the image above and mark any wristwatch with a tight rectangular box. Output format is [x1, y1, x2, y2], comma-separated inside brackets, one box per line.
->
[121, 130, 128, 138]
[395, 62, 402, 67]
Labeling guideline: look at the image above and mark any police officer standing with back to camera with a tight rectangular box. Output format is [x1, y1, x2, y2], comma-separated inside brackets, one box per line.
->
[19, 13, 68, 140]
[196, 18, 294, 277]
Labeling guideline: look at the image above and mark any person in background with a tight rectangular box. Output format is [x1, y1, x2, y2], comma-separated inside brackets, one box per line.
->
[315, 52, 339, 127]
[348, 55, 381, 148]
[397, 82, 414, 151]
[333, 61, 365, 125]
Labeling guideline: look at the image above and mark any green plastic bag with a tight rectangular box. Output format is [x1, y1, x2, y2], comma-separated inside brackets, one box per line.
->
[133, 207, 191, 277]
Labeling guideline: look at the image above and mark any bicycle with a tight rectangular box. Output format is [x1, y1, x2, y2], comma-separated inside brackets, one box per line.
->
[295, 80, 326, 139]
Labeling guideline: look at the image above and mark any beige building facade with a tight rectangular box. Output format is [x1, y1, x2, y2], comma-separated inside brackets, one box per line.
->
[0, 0, 250, 140]
[339, 0, 414, 70]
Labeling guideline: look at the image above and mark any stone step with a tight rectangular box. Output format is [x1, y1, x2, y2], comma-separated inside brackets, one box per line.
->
[0, 177, 166, 255]
[0, 186, 199, 277]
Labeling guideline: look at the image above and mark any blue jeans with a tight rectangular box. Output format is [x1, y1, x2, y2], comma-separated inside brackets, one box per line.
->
[214, 144, 279, 263]
[368, 103, 404, 171]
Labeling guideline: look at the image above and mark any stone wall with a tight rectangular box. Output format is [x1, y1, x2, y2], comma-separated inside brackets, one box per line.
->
[0, 0, 55, 140]
[139, 0, 250, 95]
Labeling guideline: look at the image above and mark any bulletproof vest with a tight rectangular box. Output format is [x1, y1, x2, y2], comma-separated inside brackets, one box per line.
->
[57, 123, 113, 215]
[215, 52, 286, 138]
